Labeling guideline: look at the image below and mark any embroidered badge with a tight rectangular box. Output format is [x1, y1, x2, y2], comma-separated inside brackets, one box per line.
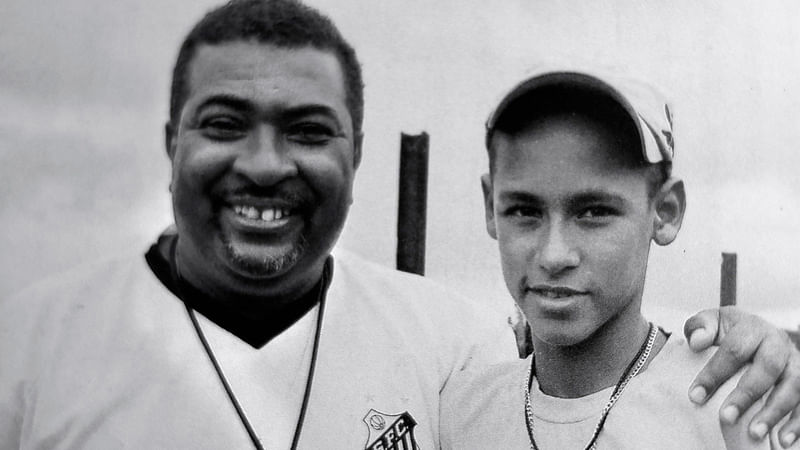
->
[362, 409, 419, 450]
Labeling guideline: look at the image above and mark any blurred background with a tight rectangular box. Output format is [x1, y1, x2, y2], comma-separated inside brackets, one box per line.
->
[1, 0, 798, 332]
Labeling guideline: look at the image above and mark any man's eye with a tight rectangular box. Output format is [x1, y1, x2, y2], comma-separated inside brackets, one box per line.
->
[288, 123, 335, 145]
[200, 117, 246, 140]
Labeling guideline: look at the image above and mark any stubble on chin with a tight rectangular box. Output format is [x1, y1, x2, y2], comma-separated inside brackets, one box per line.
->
[222, 235, 308, 278]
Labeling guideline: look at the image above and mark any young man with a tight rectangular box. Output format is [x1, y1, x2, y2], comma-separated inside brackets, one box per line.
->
[441, 70, 799, 449]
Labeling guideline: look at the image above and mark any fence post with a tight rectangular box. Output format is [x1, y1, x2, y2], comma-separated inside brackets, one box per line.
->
[720, 252, 737, 307]
[396, 132, 429, 275]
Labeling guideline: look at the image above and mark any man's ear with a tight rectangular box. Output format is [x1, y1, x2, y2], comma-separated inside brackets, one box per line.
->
[165, 122, 177, 161]
[652, 177, 686, 246]
[481, 173, 498, 240]
[353, 131, 363, 170]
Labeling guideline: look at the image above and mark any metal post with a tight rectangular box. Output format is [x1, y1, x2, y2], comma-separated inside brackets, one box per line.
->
[721, 252, 737, 307]
[396, 132, 429, 275]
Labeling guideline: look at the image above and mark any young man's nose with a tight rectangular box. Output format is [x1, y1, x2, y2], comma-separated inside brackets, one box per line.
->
[536, 222, 580, 276]
[233, 125, 298, 185]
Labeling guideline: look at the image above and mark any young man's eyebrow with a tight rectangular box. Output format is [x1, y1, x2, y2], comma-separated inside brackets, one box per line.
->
[497, 191, 544, 205]
[566, 191, 631, 209]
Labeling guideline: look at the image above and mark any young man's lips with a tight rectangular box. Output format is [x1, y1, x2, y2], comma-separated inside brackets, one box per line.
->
[527, 285, 589, 299]
[526, 286, 589, 315]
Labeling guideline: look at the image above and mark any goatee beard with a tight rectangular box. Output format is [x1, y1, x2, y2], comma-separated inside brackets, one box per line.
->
[223, 236, 307, 277]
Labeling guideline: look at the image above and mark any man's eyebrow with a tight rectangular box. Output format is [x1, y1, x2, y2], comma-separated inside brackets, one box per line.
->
[195, 94, 255, 114]
[195, 97, 343, 125]
[281, 105, 343, 124]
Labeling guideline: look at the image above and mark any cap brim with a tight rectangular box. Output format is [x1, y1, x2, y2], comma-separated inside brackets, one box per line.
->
[486, 71, 671, 164]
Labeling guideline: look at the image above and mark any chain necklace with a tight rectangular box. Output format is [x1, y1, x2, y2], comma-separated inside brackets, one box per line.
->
[524, 322, 658, 450]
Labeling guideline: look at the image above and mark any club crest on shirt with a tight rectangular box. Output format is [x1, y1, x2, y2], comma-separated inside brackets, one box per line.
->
[362, 409, 419, 450]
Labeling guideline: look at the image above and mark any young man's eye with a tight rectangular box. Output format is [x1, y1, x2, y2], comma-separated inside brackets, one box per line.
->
[287, 123, 336, 145]
[577, 206, 616, 219]
[505, 206, 542, 219]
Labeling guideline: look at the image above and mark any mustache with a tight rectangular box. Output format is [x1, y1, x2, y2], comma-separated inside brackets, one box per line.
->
[213, 182, 315, 208]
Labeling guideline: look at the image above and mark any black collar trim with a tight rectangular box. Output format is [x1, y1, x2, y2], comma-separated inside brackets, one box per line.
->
[145, 232, 332, 349]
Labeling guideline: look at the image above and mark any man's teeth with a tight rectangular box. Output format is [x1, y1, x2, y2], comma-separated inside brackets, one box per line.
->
[232, 205, 291, 221]
[262, 209, 274, 221]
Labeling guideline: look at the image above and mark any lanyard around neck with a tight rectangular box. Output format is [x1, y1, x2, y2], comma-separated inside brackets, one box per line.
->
[185, 294, 326, 450]
[173, 243, 328, 450]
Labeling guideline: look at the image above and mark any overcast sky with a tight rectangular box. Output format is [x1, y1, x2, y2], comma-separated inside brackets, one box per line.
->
[1, 0, 798, 329]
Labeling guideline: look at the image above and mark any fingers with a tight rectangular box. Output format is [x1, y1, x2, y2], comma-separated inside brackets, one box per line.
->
[744, 331, 800, 444]
[683, 306, 800, 446]
[689, 317, 762, 405]
[778, 406, 800, 448]
[771, 354, 800, 447]
[714, 325, 799, 446]
[720, 338, 789, 439]
[683, 308, 722, 352]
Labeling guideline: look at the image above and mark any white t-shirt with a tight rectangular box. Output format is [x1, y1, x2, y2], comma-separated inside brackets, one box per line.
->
[0, 247, 516, 449]
[441, 330, 781, 450]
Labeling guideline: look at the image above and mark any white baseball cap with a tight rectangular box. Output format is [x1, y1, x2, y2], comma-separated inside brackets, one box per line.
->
[485, 69, 674, 164]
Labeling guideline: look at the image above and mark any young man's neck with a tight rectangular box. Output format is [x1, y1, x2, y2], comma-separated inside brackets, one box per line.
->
[532, 307, 658, 399]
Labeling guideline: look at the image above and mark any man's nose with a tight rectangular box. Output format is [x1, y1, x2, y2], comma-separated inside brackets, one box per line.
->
[536, 221, 580, 277]
[232, 125, 298, 185]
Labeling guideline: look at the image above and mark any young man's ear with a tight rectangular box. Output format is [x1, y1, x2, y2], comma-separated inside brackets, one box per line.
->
[652, 177, 686, 246]
[480, 173, 498, 240]
[164, 122, 176, 161]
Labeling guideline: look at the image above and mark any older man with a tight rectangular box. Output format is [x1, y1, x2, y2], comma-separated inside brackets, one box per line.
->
[1, 1, 798, 449]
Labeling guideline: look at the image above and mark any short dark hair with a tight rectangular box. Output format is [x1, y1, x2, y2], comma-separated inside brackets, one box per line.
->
[169, 0, 364, 134]
[487, 85, 671, 200]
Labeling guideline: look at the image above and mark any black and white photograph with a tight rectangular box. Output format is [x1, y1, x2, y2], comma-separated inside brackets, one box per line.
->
[1, 0, 799, 448]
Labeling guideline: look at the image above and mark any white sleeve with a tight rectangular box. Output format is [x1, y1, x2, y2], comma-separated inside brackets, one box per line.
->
[0, 294, 30, 449]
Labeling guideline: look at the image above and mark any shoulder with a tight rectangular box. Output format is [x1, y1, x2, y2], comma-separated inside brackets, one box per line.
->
[641, 330, 737, 397]
[0, 250, 168, 407]
[330, 247, 506, 320]
[331, 247, 461, 297]
[2, 251, 159, 320]
[632, 330, 736, 407]
[440, 357, 530, 449]
[329, 249, 516, 338]
[622, 328, 768, 449]
[442, 357, 528, 414]
[0, 251, 166, 361]
[327, 249, 517, 372]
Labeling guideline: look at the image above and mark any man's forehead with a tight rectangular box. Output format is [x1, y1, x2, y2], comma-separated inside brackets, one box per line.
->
[185, 40, 348, 109]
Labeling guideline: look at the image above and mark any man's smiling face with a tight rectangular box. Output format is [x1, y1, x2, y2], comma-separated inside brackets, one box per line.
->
[167, 41, 360, 302]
